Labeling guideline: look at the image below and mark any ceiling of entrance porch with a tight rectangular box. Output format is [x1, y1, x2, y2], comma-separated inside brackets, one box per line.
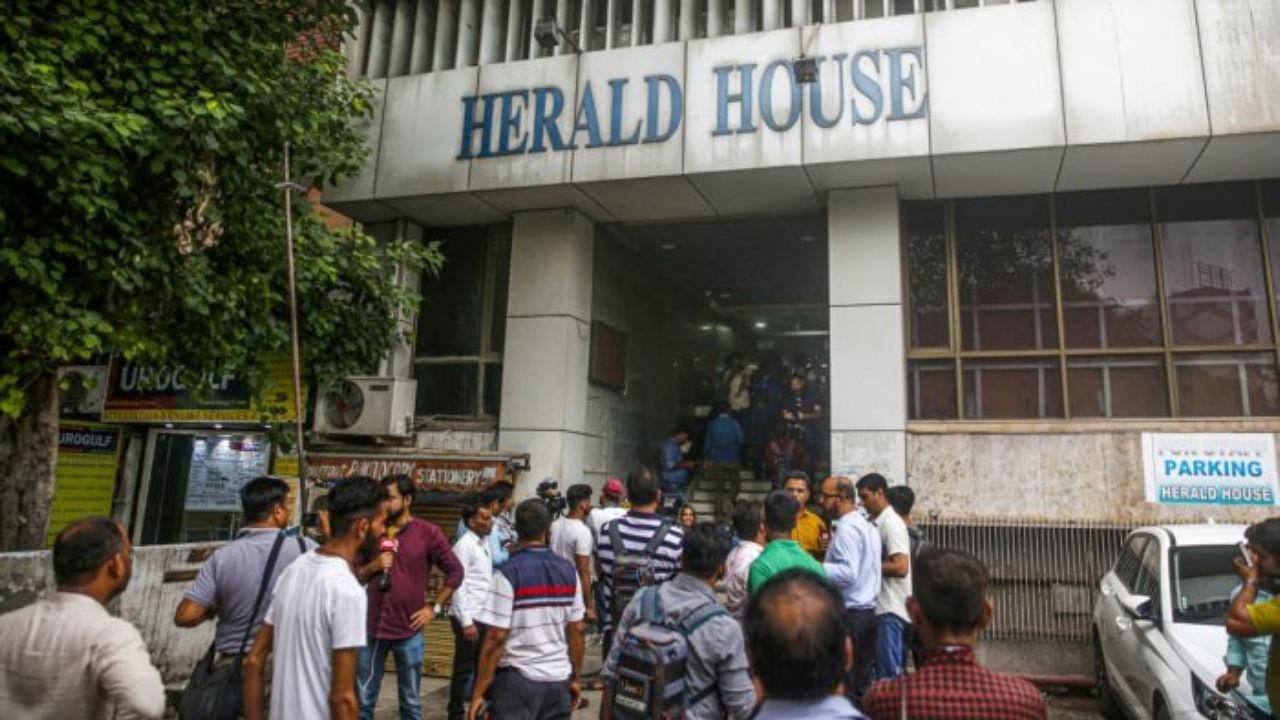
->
[614, 212, 829, 309]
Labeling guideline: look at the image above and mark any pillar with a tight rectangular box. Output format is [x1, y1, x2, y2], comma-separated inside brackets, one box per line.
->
[827, 187, 907, 483]
[498, 210, 594, 497]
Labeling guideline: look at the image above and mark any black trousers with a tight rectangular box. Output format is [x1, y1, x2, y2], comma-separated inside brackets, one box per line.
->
[447, 619, 485, 720]
[844, 607, 878, 704]
[490, 668, 572, 720]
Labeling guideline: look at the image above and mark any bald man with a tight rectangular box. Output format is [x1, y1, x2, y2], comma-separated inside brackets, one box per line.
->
[744, 569, 867, 719]
[0, 517, 164, 719]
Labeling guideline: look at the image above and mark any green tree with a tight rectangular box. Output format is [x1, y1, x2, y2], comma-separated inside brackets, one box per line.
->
[0, 1, 442, 550]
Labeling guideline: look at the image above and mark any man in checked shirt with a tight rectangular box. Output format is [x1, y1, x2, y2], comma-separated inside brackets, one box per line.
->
[861, 548, 1046, 720]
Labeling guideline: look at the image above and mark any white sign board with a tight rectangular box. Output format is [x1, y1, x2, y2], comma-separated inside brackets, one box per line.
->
[1141, 433, 1278, 506]
[185, 435, 270, 511]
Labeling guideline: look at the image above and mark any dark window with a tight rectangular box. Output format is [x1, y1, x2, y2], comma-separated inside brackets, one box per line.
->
[1171, 545, 1240, 625]
[906, 205, 949, 349]
[1114, 535, 1149, 593]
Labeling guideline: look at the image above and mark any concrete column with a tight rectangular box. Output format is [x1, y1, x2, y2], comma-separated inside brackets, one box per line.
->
[388, 0, 417, 76]
[433, 0, 459, 70]
[505, 0, 526, 60]
[654, 0, 673, 43]
[479, 0, 505, 64]
[762, 0, 782, 30]
[366, 0, 396, 78]
[579, 0, 596, 51]
[530, 0, 548, 57]
[456, 0, 480, 66]
[707, 0, 726, 37]
[554, 0, 573, 55]
[734, 0, 752, 34]
[678, 0, 696, 40]
[632, 0, 648, 46]
[345, 2, 373, 77]
[791, 0, 809, 26]
[827, 187, 907, 483]
[499, 210, 594, 497]
[408, 0, 435, 73]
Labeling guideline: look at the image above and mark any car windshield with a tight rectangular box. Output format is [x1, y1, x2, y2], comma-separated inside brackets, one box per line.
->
[1171, 544, 1242, 625]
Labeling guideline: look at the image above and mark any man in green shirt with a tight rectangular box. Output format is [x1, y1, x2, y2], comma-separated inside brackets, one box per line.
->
[1226, 517, 1280, 712]
[748, 490, 826, 595]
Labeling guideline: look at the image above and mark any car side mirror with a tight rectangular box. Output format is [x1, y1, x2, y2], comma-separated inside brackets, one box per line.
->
[1121, 594, 1155, 622]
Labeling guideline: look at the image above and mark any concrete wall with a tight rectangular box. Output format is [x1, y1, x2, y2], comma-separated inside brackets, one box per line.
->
[907, 431, 1280, 525]
[0, 543, 218, 685]
[327, 0, 1280, 227]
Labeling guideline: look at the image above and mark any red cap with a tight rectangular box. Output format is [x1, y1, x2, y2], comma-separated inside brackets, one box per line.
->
[603, 478, 625, 497]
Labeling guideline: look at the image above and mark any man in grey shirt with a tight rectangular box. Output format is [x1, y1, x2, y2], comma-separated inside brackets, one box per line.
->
[602, 522, 756, 720]
[175, 476, 314, 656]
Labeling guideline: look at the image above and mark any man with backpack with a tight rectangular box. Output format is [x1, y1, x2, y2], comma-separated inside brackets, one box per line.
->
[595, 467, 685, 660]
[601, 522, 756, 719]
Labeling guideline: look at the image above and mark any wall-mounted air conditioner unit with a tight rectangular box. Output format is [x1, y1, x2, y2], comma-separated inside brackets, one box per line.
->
[314, 377, 416, 437]
[58, 365, 109, 416]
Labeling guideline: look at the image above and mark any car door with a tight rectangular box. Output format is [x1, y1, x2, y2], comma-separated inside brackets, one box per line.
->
[1099, 533, 1151, 715]
[1126, 534, 1172, 714]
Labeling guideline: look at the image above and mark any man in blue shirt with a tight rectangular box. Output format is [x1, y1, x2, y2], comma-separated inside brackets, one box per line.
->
[659, 424, 694, 509]
[819, 474, 881, 703]
[703, 402, 744, 521]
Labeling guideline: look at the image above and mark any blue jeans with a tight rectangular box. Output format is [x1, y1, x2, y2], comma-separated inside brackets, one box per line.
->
[358, 633, 423, 720]
[874, 613, 906, 680]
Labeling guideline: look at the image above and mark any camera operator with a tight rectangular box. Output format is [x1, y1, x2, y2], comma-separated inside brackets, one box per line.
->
[537, 479, 567, 519]
[550, 484, 597, 625]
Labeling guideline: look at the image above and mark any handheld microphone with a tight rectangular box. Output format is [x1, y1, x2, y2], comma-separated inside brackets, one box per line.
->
[378, 526, 399, 592]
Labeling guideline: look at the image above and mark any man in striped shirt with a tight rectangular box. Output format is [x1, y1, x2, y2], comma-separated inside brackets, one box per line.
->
[470, 499, 586, 720]
[594, 467, 684, 657]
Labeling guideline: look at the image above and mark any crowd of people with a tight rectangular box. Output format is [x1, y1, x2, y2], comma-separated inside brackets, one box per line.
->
[1, 465, 1071, 720]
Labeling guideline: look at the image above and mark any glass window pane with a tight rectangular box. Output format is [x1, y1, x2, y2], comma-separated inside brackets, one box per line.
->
[1264, 181, 1280, 336]
[962, 357, 1062, 419]
[416, 229, 487, 356]
[415, 363, 479, 416]
[488, 230, 512, 354]
[1056, 190, 1160, 348]
[957, 196, 1058, 351]
[483, 363, 503, 417]
[1157, 183, 1270, 346]
[907, 359, 956, 419]
[1067, 356, 1169, 418]
[1174, 352, 1280, 417]
[906, 204, 949, 349]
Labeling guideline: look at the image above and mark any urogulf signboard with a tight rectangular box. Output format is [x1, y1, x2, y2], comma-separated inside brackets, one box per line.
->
[1142, 433, 1279, 506]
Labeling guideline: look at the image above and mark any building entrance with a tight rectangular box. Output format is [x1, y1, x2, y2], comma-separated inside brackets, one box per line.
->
[594, 211, 830, 517]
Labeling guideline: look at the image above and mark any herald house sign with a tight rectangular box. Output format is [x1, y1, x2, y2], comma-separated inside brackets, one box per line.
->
[457, 46, 927, 159]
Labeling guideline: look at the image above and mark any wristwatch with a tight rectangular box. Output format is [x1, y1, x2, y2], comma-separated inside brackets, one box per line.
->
[433, 602, 443, 615]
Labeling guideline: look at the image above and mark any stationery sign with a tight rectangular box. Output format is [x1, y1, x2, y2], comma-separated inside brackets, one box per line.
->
[1142, 433, 1279, 506]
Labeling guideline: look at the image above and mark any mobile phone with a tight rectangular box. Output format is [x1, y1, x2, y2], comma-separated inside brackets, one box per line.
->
[1240, 541, 1254, 567]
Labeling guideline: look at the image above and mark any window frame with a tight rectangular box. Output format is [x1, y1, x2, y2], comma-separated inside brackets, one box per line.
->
[904, 181, 1280, 423]
[412, 225, 510, 420]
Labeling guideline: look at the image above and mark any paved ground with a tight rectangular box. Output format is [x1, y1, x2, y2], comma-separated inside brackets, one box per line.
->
[371, 636, 1103, 719]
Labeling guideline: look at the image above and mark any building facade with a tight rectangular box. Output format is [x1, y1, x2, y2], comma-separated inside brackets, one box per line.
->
[325, 0, 1280, 532]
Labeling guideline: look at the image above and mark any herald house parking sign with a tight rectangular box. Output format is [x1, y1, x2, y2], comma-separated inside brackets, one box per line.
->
[1142, 433, 1280, 506]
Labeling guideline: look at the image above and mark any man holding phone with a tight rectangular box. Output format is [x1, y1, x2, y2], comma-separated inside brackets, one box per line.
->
[1226, 518, 1280, 713]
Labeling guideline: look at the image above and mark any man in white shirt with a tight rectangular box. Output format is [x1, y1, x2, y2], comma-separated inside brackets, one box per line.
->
[447, 501, 494, 720]
[724, 500, 765, 618]
[855, 473, 912, 681]
[244, 476, 389, 720]
[586, 478, 627, 541]
[549, 483, 596, 624]
[0, 517, 165, 720]
[470, 500, 586, 720]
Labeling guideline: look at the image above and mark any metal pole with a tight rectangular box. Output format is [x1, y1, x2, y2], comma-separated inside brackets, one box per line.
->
[282, 142, 309, 518]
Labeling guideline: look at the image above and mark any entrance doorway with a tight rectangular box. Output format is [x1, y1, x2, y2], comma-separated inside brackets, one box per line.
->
[595, 211, 830, 497]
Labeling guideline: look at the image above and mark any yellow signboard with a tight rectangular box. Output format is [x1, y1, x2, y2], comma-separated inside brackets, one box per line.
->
[102, 357, 300, 424]
[46, 422, 123, 547]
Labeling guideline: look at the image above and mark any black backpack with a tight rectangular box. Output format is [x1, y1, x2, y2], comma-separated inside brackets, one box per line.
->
[609, 585, 729, 719]
[609, 517, 674, 624]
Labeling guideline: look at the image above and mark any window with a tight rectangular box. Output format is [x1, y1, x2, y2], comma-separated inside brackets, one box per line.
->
[414, 225, 511, 418]
[905, 181, 1280, 420]
[1171, 545, 1240, 625]
[1113, 535, 1148, 593]
[1133, 537, 1162, 604]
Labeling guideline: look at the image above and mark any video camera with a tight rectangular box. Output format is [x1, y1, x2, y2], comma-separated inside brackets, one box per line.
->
[536, 478, 567, 518]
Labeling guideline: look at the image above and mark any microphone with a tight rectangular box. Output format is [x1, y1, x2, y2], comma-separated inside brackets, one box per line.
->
[378, 526, 399, 592]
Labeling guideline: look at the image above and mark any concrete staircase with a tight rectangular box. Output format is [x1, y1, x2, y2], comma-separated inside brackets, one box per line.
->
[686, 470, 772, 523]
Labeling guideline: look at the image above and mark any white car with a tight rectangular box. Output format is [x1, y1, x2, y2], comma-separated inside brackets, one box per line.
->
[1093, 524, 1268, 720]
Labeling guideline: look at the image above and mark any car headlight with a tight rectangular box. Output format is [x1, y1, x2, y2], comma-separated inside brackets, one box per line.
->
[1191, 673, 1253, 720]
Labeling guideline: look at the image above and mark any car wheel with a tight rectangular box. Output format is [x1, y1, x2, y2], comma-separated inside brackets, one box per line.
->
[1153, 696, 1171, 720]
[1093, 630, 1125, 720]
